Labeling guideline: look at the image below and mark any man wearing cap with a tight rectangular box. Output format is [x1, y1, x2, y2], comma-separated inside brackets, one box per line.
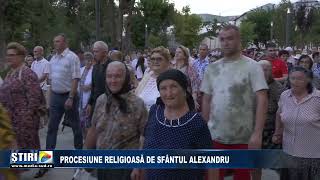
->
[284, 47, 296, 66]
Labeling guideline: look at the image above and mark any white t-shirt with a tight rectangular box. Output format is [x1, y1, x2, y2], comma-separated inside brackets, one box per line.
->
[201, 55, 268, 144]
[78, 66, 93, 109]
[131, 58, 148, 80]
[31, 58, 50, 90]
[138, 76, 160, 111]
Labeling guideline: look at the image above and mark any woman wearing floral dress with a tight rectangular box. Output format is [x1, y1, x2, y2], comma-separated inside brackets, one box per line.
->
[0, 42, 42, 149]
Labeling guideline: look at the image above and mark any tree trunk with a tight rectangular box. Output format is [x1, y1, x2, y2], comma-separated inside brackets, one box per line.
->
[123, 0, 135, 55]
[106, 0, 117, 48]
[0, 0, 7, 70]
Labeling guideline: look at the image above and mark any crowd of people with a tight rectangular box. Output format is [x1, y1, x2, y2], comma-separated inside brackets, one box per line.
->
[0, 25, 319, 180]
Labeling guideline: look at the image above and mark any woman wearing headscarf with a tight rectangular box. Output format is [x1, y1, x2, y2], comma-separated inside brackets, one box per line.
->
[135, 46, 171, 111]
[131, 69, 213, 180]
[85, 61, 148, 180]
[173, 45, 201, 110]
[0, 42, 42, 149]
[273, 66, 320, 180]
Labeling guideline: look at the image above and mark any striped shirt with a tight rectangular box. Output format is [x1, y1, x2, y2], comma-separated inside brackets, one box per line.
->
[278, 89, 320, 158]
[49, 48, 80, 93]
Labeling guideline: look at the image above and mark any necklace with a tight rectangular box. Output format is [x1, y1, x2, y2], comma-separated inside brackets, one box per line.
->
[156, 105, 197, 127]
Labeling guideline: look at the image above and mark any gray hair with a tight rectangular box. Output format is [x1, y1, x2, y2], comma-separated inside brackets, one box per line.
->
[34, 46, 44, 52]
[93, 41, 108, 52]
[199, 44, 208, 50]
[84, 52, 94, 59]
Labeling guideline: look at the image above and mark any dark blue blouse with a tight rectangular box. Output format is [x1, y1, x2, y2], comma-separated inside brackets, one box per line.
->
[143, 104, 213, 180]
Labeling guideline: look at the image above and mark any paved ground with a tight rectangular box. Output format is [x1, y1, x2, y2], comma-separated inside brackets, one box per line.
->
[20, 126, 280, 180]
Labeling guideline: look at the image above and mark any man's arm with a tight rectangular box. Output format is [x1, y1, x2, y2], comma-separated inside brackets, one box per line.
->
[69, 79, 79, 98]
[248, 90, 268, 149]
[202, 93, 212, 122]
[39, 73, 49, 84]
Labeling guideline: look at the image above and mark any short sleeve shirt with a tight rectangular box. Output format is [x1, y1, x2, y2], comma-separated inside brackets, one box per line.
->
[31, 58, 50, 90]
[270, 58, 288, 78]
[49, 48, 81, 93]
[278, 89, 320, 158]
[201, 56, 268, 144]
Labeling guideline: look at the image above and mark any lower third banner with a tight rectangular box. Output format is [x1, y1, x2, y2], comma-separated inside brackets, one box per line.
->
[2, 150, 289, 169]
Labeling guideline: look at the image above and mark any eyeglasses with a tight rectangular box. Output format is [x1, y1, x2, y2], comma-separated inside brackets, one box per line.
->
[150, 57, 164, 63]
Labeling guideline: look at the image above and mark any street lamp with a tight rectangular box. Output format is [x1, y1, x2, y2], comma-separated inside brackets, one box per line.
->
[145, 24, 148, 48]
[270, 21, 274, 41]
[285, 8, 291, 46]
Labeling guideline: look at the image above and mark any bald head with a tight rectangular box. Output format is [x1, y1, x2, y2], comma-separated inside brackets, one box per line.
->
[33, 46, 44, 60]
[106, 61, 127, 93]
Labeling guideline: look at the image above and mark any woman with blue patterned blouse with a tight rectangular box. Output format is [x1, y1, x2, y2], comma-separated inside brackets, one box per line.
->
[131, 69, 213, 180]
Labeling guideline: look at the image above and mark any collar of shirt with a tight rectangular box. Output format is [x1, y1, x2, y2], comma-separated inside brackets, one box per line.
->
[287, 89, 320, 103]
[55, 48, 70, 57]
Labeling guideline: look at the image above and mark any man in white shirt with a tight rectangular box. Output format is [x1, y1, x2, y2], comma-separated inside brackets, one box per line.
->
[35, 34, 82, 178]
[31, 46, 50, 90]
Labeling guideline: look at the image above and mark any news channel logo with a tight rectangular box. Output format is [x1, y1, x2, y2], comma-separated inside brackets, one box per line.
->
[38, 151, 53, 164]
[10, 150, 53, 165]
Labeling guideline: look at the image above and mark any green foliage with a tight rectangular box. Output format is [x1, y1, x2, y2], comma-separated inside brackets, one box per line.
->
[240, 21, 257, 48]
[131, 0, 175, 49]
[173, 8, 202, 48]
[243, 9, 272, 44]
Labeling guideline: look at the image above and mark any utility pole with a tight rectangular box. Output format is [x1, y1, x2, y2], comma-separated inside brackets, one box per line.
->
[95, 0, 101, 40]
[285, 8, 291, 46]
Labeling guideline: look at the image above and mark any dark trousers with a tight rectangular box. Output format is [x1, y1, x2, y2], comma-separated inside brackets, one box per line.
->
[46, 92, 83, 149]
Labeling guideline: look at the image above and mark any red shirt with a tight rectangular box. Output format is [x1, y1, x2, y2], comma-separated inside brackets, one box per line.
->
[270, 58, 288, 78]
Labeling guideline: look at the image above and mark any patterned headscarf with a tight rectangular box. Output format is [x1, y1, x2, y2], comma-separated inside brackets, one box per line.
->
[105, 61, 132, 113]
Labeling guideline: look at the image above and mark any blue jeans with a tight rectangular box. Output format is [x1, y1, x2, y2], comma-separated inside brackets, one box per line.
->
[46, 92, 83, 149]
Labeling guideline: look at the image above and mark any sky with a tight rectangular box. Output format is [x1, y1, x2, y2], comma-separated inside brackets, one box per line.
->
[171, 0, 288, 16]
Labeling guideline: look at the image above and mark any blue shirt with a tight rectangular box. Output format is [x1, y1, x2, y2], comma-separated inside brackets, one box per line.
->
[192, 57, 209, 81]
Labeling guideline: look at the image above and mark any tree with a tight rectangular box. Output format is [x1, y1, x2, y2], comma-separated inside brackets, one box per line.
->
[240, 21, 257, 48]
[243, 9, 273, 44]
[131, 0, 176, 50]
[173, 6, 202, 48]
